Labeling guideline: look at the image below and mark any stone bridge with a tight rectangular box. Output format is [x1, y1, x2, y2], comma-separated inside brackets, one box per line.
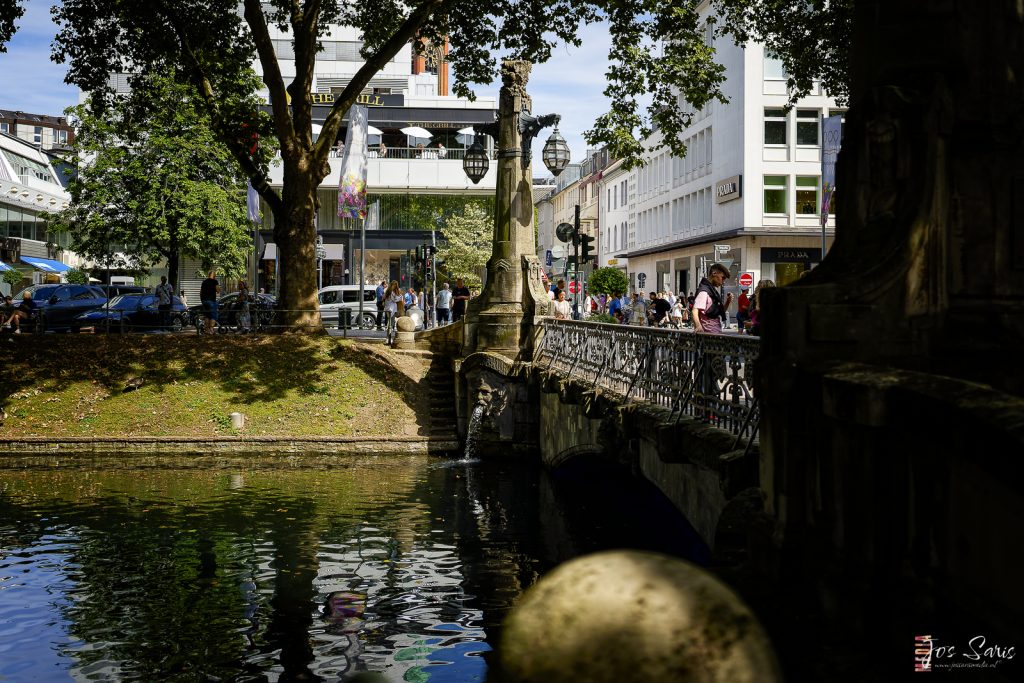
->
[440, 319, 762, 555]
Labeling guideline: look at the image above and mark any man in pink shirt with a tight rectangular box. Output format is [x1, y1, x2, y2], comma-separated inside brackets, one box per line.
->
[692, 263, 733, 334]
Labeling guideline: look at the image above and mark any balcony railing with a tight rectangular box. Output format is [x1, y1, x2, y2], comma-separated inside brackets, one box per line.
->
[327, 146, 497, 161]
[537, 319, 760, 448]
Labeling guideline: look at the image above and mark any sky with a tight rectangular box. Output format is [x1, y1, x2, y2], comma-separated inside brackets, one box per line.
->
[0, 2, 615, 170]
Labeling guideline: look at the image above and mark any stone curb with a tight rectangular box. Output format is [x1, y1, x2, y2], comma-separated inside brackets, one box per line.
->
[0, 436, 461, 456]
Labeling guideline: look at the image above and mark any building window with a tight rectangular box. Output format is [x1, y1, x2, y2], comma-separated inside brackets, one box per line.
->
[33, 126, 43, 145]
[764, 108, 787, 145]
[797, 110, 819, 146]
[57, 129, 68, 145]
[764, 175, 788, 214]
[764, 55, 787, 80]
[0, 122, 7, 133]
[796, 176, 819, 214]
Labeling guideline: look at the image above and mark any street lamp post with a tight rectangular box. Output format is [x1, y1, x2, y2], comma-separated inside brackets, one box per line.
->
[460, 60, 570, 357]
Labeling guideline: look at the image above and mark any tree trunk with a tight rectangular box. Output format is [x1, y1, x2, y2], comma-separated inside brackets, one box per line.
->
[167, 233, 179, 292]
[273, 163, 321, 332]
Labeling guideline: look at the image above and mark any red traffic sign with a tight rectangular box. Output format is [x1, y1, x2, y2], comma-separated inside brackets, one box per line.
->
[568, 281, 580, 294]
[738, 272, 754, 288]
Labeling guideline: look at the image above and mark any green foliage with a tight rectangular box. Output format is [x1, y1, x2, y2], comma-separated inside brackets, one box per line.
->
[64, 268, 89, 285]
[588, 267, 630, 296]
[0, 0, 23, 51]
[586, 312, 617, 324]
[437, 203, 492, 288]
[49, 69, 259, 281]
[46, 0, 852, 317]
[3, 268, 23, 288]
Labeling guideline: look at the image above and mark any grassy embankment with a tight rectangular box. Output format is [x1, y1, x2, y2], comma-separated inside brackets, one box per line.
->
[0, 335, 432, 438]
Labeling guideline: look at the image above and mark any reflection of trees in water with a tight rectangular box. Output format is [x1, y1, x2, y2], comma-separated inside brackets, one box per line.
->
[0, 457, 709, 681]
[0, 462, 432, 681]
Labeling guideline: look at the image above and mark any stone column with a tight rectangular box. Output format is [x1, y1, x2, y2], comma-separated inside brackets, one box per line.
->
[463, 60, 551, 360]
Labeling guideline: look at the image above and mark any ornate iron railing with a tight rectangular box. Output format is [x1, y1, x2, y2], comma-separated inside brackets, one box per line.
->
[537, 319, 761, 447]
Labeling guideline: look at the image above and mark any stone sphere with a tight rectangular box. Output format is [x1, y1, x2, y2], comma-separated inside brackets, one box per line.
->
[396, 316, 416, 332]
[496, 550, 781, 683]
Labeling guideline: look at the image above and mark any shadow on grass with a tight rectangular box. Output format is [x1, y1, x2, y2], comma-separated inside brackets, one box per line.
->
[0, 334, 420, 416]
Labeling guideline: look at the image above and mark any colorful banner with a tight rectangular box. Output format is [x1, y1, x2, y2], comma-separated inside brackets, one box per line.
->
[338, 105, 369, 220]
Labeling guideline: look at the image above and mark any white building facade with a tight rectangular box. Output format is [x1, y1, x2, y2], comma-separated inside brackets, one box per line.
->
[253, 27, 499, 293]
[596, 158, 629, 275]
[0, 132, 76, 295]
[621, 30, 840, 299]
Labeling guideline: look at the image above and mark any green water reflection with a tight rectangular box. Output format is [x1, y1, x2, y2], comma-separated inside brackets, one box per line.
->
[0, 456, 526, 682]
[1, 453, 709, 682]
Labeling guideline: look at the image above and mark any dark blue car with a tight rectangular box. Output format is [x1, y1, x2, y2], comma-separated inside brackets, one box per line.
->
[74, 294, 190, 332]
[15, 284, 108, 332]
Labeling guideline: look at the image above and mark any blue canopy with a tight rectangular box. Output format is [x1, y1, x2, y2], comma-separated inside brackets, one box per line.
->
[20, 256, 71, 273]
[0, 260, 12, 272]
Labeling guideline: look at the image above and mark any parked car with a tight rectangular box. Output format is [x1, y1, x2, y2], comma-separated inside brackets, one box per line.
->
[317, 285, 377, 329]
[97, 284, 150, 298]
[190, 291, 277, 333]
[74, 294, 190, 332]
[15, 284, 108, 332]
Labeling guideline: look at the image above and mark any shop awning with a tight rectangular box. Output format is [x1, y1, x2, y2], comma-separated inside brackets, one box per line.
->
[262, 244, 277, 260]
[21, 256, 71, 273]
[0, 260, 13, 272]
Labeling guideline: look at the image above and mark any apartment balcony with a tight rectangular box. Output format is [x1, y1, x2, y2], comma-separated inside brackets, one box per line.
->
[266, 147, 497, 193]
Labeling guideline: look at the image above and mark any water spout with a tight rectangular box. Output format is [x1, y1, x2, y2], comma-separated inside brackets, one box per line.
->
[461, 404, 485, 463]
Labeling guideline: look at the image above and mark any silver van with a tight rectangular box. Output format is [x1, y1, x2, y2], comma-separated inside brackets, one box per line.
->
[317, 285, 377, 329]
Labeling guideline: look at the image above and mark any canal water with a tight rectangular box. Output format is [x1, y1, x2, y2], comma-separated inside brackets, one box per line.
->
[0, 454, 708, 682]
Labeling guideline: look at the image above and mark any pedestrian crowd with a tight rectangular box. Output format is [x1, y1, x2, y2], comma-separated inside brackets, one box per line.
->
[544, 263, 776, 336]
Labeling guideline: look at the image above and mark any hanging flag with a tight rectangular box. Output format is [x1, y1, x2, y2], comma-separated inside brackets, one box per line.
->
[246, 180, 261, 224]
[821, 115, 843, 223]
[338, 105, 369, 220]
[365, 201, 380, 231]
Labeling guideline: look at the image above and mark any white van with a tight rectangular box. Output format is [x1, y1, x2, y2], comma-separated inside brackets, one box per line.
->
[318, 285, 377, 329]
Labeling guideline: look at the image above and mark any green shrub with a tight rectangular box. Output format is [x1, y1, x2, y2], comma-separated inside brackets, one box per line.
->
[586, 312, 617, 324]
[65, 268, 89, 285]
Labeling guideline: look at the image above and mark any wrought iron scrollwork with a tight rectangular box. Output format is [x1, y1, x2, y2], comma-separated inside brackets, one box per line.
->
[537, 320, 761, 446]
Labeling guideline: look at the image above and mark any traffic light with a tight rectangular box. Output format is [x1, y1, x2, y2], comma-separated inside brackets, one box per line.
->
[425, 256, 435, 281]
[580, 233, 595, 263]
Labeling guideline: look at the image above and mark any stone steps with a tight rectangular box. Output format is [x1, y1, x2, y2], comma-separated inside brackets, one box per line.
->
[424, 359, 459, 443]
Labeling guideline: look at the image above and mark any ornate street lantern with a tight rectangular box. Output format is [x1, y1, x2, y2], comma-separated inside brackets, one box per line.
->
[463, 138, 490, 184]
[542, 126, 570, 176]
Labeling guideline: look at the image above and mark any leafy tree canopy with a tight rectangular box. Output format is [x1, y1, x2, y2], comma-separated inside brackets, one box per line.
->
[588, 267, 630, 296]
[41, 0, 851, 327]
[437, 202, 493, 288]
[0, 1, 23, 52]
[49, 69, 261, 285]
[49, 0, 850, 179]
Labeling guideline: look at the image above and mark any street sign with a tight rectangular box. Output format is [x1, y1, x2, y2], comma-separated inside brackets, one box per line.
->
[316, 247, 327, 260]
[545, 250, 553, 266]
[568, 281, 580, 294]
[738, 272, 754, 288]
[550, 244, 568, 259]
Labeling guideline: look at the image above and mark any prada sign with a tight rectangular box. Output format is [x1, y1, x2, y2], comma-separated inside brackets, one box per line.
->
[760, 247, 822, 263]
[715, 175, 741, 204]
